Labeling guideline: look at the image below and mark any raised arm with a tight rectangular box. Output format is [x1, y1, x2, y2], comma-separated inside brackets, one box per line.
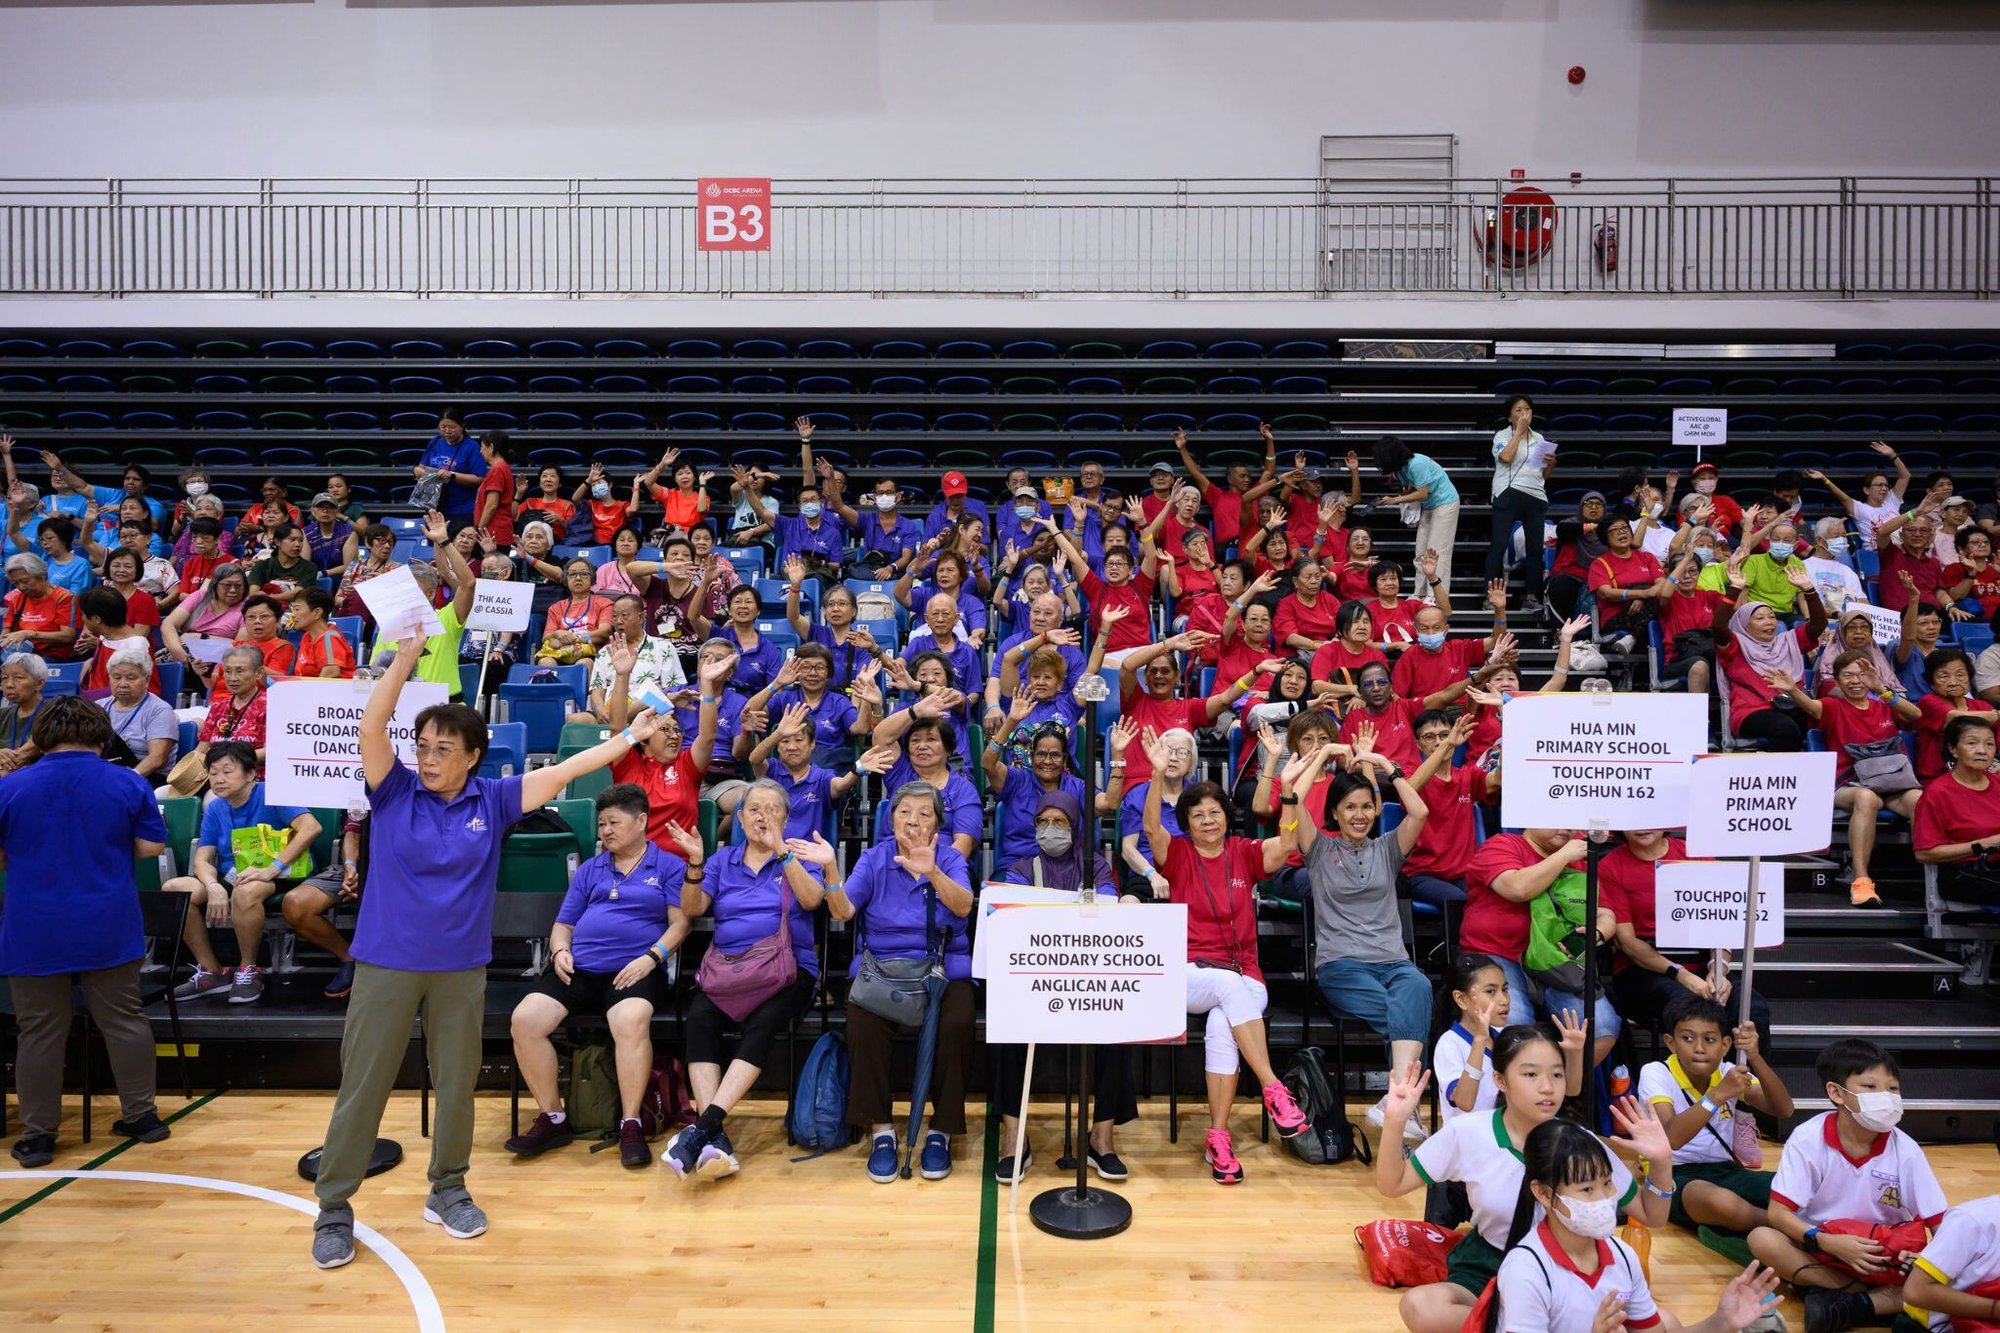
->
[1139, 731, 1174, 866]
[1172, 428, 1212, 493]
[1803, 466, 1856, 515]
[360, 631, 423, 787]
[422, 509, 476, 624]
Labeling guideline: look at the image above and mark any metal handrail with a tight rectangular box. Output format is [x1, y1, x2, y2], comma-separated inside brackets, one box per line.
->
[0, 175, 1993, 299]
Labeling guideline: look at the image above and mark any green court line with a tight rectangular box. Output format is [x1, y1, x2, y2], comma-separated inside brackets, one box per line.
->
[0, 1090, 223, 1226]
[974, 1107, 999, 1333]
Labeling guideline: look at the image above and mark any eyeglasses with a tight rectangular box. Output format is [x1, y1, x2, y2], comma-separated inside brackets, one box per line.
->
[413, 743, 465, 760]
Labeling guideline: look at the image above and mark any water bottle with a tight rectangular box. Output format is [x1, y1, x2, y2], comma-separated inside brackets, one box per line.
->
[1620, 1218, 1653, 1280]
[1582, 676, 1613, 697]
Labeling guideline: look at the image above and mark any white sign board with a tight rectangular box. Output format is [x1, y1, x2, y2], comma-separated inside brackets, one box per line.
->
[970, 885, 1081, 978]
[1653, 861, 1785, 950]
[1846, 602, 1903, 650]
[1499, 693, 1707, 831]
[1672, 408, 1728, 450]
[264, 679, 449, 809]
[1684, 751, 1837, 858]
[466, 578, 534, 633]
[355, 565, 445, 641]
[981, 902, 1188, 1045]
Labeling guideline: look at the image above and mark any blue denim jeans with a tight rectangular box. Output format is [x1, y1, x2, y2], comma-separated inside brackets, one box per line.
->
[1488, 954, 1621, 1036]
[1314, 957, 1433, 1057]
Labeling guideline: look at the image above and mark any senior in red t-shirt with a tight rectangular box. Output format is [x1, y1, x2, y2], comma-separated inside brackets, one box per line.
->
[1117, 631, 1260, 785]
[1463, 827, 1585, 1026]
[1914, 714, 2000, 890]
[1055, 522, 1156, 655]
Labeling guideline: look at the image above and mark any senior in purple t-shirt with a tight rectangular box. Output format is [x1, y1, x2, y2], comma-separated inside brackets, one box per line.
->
[701, 844, 823, 977]
[558, 842, 687, 974]
[841, 839, 974, 982]
[352, 761, 524, 972]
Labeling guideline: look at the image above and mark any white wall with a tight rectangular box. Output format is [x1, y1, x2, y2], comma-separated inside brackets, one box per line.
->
[4, 0, 2000, 183]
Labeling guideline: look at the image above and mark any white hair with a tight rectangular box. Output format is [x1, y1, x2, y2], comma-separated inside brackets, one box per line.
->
[4, 653, 49, 682]
[521, 520, 554, 546]
[5, 553, 47, 581]
[107, 648, 153, 677]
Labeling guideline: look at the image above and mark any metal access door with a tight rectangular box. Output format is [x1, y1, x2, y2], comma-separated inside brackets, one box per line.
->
[1319, 133, 1460, 291]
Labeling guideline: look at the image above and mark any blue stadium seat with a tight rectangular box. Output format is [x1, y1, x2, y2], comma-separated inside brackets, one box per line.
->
[156, 660, 185, 707]
[389, 411, 438, 431]
[590, 412, 650, 431]
[996, 448, 1058, 470]
[732, 338, 790, 359]
[390, 339, 448, 358]
[121, 410, 178, 431]
[527, 411, 585, 430]
[797, 375, 854, 396]
[259, 339, 317, 358]
[754, 620, 800, 650]
[463, 374, 519, 395]
[1658, 377, 1713, 395]
[667, 411, 723, 432]
[1494, 377, 1545, 396]
[1550, 377, 1602, 395]
[1893, 343, 1947, 361]
[1204, 339, 1265, 359]
[1270, 340, 1331, 358]
[1137, 412, 1197, 433]
[1950, 342, 2000, 361]
[1065, 412, 1125, 432]
[1140, 340, 1198, 359]
[1203, 413, 1262, 433]
[1000, 340, 1060, 360]
[1838, 343, 1892, 361]
[663, 374, 721, 395]
[495, 685, 571, 755]
[804, 412, 853, 433]
[323, 411, 380, 431]
[1270, 376, 1328, 395]
[730, 373, 787, 396]
[730, 411, 789, 432]
[867, 446, 928, 469]
[797, 339, 857, 359]
[177, 719, 199, 758]
[463, 410, 517, 431]
[722, 547, 766, 580]
[43, 661, 86, 696]
[869, 375, 928, 395]
[479, 722, 529, 778]
[0, 373, 46, 393]
[936, 375, 993, 396]
[1549, 413, 1601, 432]
[466, 339, 525, 359]
[0, 338, 49, 357]
[594, 338, 652, 358]
[389, 375, 447, 395]
[1064, 376, 1124, 396]
[937, 340, 994, 360]
[529, 339, 588, 359]
[594, 447, 651, 468]
[935, 412, 993, 433]
[527, 374, 586, 394]
[193, 410, 254, 431]
[667, 339, 724, 358]
[592, 374, 650, 394]
[123, 339, 182, 358]
[869, 411, 927, 432]
[57, 373, 115, 393]
[1204, 375, 1263, 396]
[326, 339, 383, 359]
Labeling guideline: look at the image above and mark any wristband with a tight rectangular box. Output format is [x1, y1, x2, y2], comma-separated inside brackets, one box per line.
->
[1699, 1095, 1721, 1116]
[699, 694, 719, 704]
[649, 945, 669, 967]
[1235, 674, 1255, 690]
[618, 727, 637, 747]
[1802, 1226, 1823, 1254]
[776, 850, 795, 868]
[1463, 1063, 1484, 1081]
[1641, 1176, 1675, 1200]
[1280, 795, 1300, 805]
[1108, 761, 1126, 771]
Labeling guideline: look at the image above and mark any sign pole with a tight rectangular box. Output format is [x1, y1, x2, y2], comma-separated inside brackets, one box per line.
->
[1581, 828, 1609, 1125]
[1737, 856, 1762, 1030]
[1008, 1043, 1037, 1215]
[471, 629, 497, 712]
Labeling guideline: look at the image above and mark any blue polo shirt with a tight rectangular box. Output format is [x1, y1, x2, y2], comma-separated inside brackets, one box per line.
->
[911, 583, 987, 636]
[44, 552, 96, 597]
[714, 626, 787, 697]
[673, 688, 748, 778]
[901, 636, 981, 694]
[854, 512, 921, 565]
[420, 435, 488, 520]
[352, 761, 525, 972]
[922, 499, 990, 540]
[987, 632, 1086, 704]
[841, 839, 972, 980]
[804, 625, 874, 690]
[882, 759, 982, 849]
[0, 751, 165, 975]
[701, 845, 822, 977]
[198, 782, 310, 881]
[768, 686, 858, 751]
[559, 842, 685, 975]
[773, 512, 848, 567]
[1119, 781, 1182, 868]
[993, 768, 1087, 869]
[764, 762, 837, 841]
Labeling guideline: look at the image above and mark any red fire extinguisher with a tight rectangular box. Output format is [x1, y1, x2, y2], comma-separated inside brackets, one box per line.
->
[1593, 220, 1619, 273]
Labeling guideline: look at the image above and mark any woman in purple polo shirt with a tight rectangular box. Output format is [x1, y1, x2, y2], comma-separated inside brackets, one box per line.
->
[663, 778, 825, 1182]
[310, 631, 668, 1273]
[805, 782, 974, 1184]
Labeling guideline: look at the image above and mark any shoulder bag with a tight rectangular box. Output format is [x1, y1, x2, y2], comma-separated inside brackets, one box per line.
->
[848, 882, 942, 1027]
[695, 857, 800, 1021]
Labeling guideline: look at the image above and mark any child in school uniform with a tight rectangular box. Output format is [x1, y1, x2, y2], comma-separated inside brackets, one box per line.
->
[1748, 1039, 1950, 1333]
[1904, 1194, 2000, 1331]
[1639, 993, 1795, 1244]
[1434, 954, 1511, 1126]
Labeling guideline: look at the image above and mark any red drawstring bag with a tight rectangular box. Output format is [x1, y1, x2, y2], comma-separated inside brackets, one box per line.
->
[1459, 1277, 1498, 1333]
[1354, 1219, 1464, 1288]
[1818, 1218, 1930, 1287]
[1954, 1274, 2000, 1332]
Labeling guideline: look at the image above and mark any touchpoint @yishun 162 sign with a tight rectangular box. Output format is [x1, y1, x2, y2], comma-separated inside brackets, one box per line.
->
[696, 178, 771, 252]
[1498, 693, 1706, 831]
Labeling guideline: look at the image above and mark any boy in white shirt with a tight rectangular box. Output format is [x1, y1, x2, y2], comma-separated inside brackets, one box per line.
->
[1640, 994, 1794, 1241]
[1904, 1194, 2000, 1330]
[1747, 1039, 1949, 1333]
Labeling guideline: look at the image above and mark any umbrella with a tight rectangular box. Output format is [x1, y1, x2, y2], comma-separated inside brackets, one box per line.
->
[899, 887, 949, 1180]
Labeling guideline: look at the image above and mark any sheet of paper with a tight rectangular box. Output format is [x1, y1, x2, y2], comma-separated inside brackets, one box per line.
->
[355, 564, 445, 641]
[183, 634, 234, 665]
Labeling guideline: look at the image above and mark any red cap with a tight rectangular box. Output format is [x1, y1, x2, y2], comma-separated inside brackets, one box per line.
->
[941, 471, 968, 497]
[1692, 461, 1720, 475]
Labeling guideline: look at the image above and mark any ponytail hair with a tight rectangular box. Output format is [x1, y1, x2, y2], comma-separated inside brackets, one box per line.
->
[1485, 1120, 1615, 1333]
[1433, 952, 1506, 1035]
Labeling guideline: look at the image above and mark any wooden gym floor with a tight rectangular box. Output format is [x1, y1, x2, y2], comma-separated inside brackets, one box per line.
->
[2, 1091, 1995, 1330]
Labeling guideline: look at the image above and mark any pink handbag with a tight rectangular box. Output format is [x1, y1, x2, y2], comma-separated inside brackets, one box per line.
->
[695, 886, 798, 1021]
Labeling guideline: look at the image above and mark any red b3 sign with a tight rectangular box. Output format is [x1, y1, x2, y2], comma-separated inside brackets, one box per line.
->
[697, 178, 771, 252]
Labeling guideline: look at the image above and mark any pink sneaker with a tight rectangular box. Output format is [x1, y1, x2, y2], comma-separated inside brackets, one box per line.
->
[1204, 1127, 1243, 1184]
[1731, 1103, 1765, 1170]
[1262, 1079, 1308, 1139]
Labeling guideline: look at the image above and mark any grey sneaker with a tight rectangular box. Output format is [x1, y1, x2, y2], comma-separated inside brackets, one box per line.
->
[312, 1207, 355, 1270]
[173, 967, 233, 1002]
[227, 965, 267, 1005]
[422, 1187, 487, 1239]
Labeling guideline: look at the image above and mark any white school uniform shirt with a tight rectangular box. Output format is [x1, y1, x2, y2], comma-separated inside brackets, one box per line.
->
[1638, 1056, 1743, 1168]
[1411, 1110, 1638, 1249]
[1496, 1222, 1660, 1332]
[1433, 1024, 1502, 1124]
[1911, 1194, 2000, 1331]
[1768, 1112, 1949, 1229]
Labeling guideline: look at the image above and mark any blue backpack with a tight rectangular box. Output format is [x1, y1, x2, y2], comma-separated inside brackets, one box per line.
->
[787, 1031, 854, 1161]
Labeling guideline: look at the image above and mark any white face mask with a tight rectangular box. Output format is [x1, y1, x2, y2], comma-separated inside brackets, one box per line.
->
[1842, 1087, 1904, 1133]
[1554, 1192, 1620, 1240]
[875, 493, 898, 511]
[1693, 478, 1718, 496]
[184, 481, 209, 499]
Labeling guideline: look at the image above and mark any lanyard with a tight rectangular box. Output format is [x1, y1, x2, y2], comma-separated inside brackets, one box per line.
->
[1192, 846, 1246, 972]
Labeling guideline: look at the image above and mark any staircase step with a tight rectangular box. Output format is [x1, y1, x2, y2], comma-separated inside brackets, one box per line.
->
[1768, 992, 2000, 1050]
[1731, 938, 1963, 1000]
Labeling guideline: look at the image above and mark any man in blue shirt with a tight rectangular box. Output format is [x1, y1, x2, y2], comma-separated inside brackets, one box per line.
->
[416, 409, 487, 522]
[0, 695, 169, 1165]
[923, 470, 990, 540]
[44, 449, 167, 540]
[831, 475, 922, 579]
[165, 742, 320, 1006]
[310, 628, 665, 1271]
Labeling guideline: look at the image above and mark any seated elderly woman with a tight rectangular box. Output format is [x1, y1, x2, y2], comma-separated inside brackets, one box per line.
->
[0, 653, 50, 775]
[100, 648, 178, 778]
[161, 562, 251, 691]
[184, 645, 273, 773]
[1139, 733, 1310, 1185]
[862, 706, 981, 860]
[990, 789, 1137, 1183]
[163, 741, 320, 1006]
[799, 781, 975, 1184]
[1914, 713, 2000, 907]
[2, 554, 81, 663]
[505, 783, 703, 1169]
[664, 778, 824, 1182]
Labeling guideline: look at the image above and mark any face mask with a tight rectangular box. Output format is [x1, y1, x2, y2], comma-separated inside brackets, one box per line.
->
[185, 481, 209, 499]
[1035, 824, 1074, 857]
[1015, 505, 1036, 522]
[1416, 632, 1447, 651]
[1693, 478, 1718, 496]
[591, 483, 611, 500]
[1648, 502, 1664, 519]
[1768, 542, 1795, 561]
[1826, 535, 1851, 554]
[1555, 1193, 1620, 1241]
[1841, 1087, 1903, 1133]
[799, 502, 822, 520]
[1694, 547, 1718, 566]
[875, 494, 897, 511]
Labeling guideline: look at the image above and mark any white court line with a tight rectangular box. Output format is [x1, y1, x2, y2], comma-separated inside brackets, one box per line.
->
[0, 1169, 445, 1332]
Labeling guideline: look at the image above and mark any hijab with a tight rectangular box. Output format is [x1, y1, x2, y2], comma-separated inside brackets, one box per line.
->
[1816, 608, 1896, 688]
[1726, 600, 1805, 681]
[998, 789, 1113, 895]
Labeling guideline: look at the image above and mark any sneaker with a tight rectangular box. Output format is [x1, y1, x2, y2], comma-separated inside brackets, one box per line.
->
[919, 1131, 951, 1181]
[1203, 1127, 1243, 1185]
[1696, 1225, 1755, 1268]
[1740, 1312, 1788, 1333]
[227, 965, 267, 1005]
[1608, 633, 1636, 655]
[1261, 1079, 1308, 1139]
[1519, 597, 1545, 617]
[663, 1124, 707, 1180]
[503, 1112, 574, 1158]
[696, 1127, 739, 1178]
[1363, 1098, 1429, 1143]
[1086, 1147, 1128, 1181]
[10, 1133, 54, 1168]
[111, 1111, 171, 1144]
[421, 1187, 488, 1240]
[994, 1148, 1033, 1183]
[1849, 876, 1882, 908]
[172, 967, 233, 1002]
[311, 1207, 356, 1270]
[1802, 1288, 1872, 1333]
[866, 1132, 899, 1184]
[323, 960, 356, 1000]
[617, 1119, 651, 1169]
